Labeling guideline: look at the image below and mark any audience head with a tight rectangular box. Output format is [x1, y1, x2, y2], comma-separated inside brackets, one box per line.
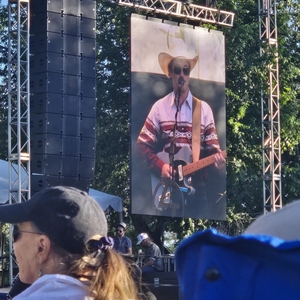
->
[137, 232, 150, 247]
[0, 186, 137, 300]
[116, 222, 126, 238]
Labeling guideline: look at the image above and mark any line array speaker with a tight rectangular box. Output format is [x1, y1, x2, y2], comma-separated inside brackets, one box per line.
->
[30, 93, 96, 118]
[30, 0, 95, 16]
[30, 73, 95, 97]
[31, 153, 95, 178]
[30, 0, 96, 192]
[30, 12, 95, 39]
[31, 174, 90, 194]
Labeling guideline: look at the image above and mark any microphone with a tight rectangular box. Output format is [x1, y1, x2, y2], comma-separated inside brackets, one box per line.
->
[178, 77, 185, 87]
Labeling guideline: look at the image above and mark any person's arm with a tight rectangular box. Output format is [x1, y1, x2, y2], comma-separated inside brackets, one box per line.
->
[126, 238, 133, 255]
[136, 142, 172, 177]
[201, 101, 225, 170]
[136, 101, 168, 176]
[143, 258, 155, 267]
[214, 151, 226, 170]
[125, 237, 133, 256]
[136, 141, 164, 173]
[143, 244, 160, 267]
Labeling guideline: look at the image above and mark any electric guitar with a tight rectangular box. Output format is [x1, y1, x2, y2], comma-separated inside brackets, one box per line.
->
[152, 147, 226, 211]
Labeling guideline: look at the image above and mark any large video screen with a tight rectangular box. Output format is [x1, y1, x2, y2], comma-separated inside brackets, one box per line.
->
[131, 14, 226, 220]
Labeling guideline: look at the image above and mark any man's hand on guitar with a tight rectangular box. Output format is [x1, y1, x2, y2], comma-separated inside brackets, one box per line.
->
[214, 152, 226, 170]
[161, 163, 173, 179]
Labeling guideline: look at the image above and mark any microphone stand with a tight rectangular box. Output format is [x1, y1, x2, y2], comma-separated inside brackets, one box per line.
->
[167, 81, 182, 204]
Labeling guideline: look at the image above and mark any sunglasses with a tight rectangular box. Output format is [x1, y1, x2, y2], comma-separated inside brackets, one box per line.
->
[116, 230, 123, 233]
[12, 225, 43, 243]
[173, 66, 190, 76]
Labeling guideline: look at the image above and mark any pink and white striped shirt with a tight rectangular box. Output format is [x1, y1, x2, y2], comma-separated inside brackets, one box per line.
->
[137, 90, 220, 174]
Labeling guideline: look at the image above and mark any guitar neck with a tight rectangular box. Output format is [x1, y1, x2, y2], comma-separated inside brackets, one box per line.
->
[183, 150, 226, 176]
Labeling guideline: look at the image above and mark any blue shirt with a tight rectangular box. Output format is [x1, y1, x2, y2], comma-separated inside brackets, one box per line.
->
[113, 236, 132, 254]
[175, 229, 300, 300]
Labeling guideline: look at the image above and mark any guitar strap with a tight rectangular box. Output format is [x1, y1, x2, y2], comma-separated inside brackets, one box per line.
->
[192, 96, 201, 163]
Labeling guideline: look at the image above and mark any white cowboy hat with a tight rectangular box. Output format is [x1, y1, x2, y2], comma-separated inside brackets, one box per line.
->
[158, 38, 198, 78]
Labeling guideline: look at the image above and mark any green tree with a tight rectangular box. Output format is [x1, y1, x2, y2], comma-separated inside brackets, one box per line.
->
[92, 2, 133, 233]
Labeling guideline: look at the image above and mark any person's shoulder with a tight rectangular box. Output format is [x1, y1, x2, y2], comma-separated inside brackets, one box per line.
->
[191, 95, 210, 108]
[151, 243, 160, 250]
[200, 100, 211, 108]
[125, 235, 132, 241]
[153, 92, 173, 107]
[13, 275, 89, 299]
[122, 235, 132, 243]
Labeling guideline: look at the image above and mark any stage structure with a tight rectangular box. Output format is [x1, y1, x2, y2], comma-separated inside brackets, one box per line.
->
[7, 0, 31, 285]
[117, 0, 234, 27]
[6, 0, 280, 287]
[7, 0, 97, 286]
[258, 0, 282, 213]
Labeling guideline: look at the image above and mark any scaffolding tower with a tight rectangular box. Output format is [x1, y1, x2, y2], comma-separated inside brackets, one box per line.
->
[258, 0, 282, 213]
[7, 0, 30, 285]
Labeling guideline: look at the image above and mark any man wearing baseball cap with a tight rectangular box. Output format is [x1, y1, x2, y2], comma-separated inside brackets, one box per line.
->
[113, 222, 133, 255]
[137, 233, 163, 273]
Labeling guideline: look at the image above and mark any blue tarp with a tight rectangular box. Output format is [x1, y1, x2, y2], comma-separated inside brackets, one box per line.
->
[0, 160, 123, 212]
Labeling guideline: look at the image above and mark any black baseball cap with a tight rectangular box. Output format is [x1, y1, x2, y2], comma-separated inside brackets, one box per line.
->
[0, 186, 108, 255]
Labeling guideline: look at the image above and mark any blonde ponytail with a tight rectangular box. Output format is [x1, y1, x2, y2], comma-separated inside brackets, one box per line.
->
[91, 249, 138, 300]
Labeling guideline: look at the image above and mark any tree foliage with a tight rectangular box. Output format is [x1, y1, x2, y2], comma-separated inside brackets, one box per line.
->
[91, 3, 133, 234]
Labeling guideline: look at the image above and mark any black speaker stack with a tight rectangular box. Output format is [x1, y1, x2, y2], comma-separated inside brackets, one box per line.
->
[30, 0, 96, 193]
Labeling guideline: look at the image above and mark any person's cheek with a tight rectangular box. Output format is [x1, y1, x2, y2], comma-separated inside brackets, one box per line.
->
[14, 242, 40, 284]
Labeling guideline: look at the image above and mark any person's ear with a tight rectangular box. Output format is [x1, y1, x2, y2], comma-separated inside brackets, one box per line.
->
[36, 235, 51, 264]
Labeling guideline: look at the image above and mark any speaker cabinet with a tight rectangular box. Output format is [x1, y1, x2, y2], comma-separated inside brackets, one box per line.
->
[31, 174, 90, 194]
[30, 0, 96, 191]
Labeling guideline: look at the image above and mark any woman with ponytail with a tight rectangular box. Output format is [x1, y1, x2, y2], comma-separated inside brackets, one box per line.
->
[0, 186, 138, 300]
